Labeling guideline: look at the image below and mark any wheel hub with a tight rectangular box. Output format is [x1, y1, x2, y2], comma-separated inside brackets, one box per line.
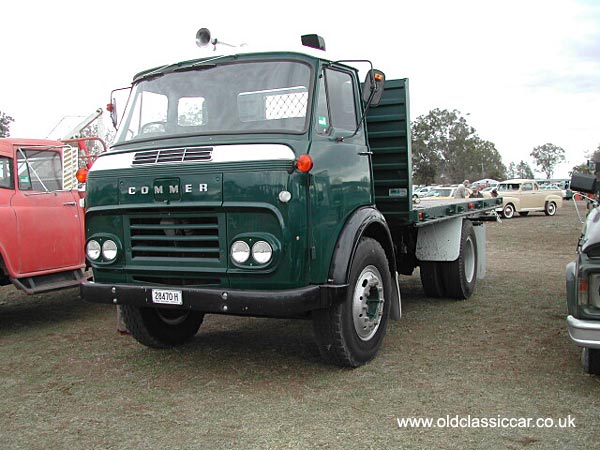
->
[352, 265, 385, 341]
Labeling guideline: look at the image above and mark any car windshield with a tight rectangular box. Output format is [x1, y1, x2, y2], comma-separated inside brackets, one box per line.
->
[114, 60, 312, 144]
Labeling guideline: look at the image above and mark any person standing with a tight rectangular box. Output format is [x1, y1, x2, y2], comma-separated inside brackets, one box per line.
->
[454, 180, 470, 198]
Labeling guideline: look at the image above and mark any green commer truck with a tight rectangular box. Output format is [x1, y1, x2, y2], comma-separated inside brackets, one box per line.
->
[81, 35, 502, 367]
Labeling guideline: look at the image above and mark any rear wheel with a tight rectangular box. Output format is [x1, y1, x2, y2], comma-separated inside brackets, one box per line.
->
[121, 305, 204, 348]
[442, 220, 477, 299]
[545, 201, 557, 216]
[581, 347, 600, 375]
[420, 261, 446, 298]
[313, 238, 391, 367]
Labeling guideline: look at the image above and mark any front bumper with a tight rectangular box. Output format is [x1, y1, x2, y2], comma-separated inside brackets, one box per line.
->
[80, 280, 348, 318]
[567, 315, 600, 349]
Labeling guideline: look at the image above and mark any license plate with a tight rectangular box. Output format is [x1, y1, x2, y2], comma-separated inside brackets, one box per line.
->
[151, 289, 183, 305]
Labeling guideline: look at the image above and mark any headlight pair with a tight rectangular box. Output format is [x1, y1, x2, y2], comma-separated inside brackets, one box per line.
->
[86, 239, 118, 262]
[231, 240, 272, 265]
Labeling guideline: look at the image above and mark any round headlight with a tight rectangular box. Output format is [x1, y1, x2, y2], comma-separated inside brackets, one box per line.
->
[231, 241, 250, 264]
[102, 240, 118, 261]
[86, 240, 101, 261]
[252, 241, 272, 264]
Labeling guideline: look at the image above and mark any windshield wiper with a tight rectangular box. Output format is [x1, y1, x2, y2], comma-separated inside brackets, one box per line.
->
[173, 63, 217, 73]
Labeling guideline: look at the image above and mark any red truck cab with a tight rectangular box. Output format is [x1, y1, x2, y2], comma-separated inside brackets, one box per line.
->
[0, 138, 86, 293]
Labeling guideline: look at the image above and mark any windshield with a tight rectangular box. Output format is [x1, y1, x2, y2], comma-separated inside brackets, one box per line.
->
[115, 60, 312, 144]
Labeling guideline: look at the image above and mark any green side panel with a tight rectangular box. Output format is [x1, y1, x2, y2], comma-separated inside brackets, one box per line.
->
[365, 78, 415, 226]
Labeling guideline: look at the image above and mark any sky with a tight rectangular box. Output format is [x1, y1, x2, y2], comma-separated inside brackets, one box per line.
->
[1, 0, 599, 178]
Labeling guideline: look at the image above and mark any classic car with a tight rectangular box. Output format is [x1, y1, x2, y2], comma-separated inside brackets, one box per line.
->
[491, 179, 562, 218]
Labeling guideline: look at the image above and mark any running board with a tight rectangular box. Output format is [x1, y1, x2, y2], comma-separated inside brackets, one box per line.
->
[11, 269, 87, 295]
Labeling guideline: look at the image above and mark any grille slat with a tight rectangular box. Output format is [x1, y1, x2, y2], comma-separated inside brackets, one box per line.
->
[131, 235, 219, 242]
[132, 147, 213, 165]
[132, 246, 219, 254]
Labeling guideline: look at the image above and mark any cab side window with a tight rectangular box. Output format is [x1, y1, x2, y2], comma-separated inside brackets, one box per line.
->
[17, 150, 62, 191]
[314, 75, 330, 134]
[325, 69, 357, 132]
[0, 156, 14, 189]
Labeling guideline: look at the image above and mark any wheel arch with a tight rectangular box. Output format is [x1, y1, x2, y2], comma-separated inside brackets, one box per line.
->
[0, 251, 11, 286]
[328, 206, 397, 285]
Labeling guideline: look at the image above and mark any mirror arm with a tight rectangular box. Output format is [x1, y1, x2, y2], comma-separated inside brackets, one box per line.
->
[335, 84, 376, 143]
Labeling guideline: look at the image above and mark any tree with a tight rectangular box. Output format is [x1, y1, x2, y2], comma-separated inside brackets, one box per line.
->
[411, 108, 506, 184]
[506, 162, 516, 178]
[571, 143, 600, 175]
[530, 143, 566, 179]
[0, 110, 14, 138]
[515, 160, 534, 179]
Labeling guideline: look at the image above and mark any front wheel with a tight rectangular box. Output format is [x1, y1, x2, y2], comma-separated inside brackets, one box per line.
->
[545, 201, 557, 216]
[312, 238, 392, 367]
[581, 347, 600, 375]
[121, 305, 204, 348]
[502, 204, 515, 219]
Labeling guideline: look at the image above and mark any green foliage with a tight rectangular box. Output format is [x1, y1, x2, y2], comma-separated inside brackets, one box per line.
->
[411, 108, 506, 185]
[515, 160, 535, 179]
[571, 143, 600, 175]
[530, 143, 565, 179]
[0, 110, 14, 138]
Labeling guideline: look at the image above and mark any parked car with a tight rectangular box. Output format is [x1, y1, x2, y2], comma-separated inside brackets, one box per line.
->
[565, 173, 600, 374]
[421, 186, 457, 200]
[413, 185, 436, 198]
[492, 179, 562, 218]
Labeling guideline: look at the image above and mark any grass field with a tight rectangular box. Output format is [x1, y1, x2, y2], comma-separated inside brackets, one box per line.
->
[1, 200, 599, 449]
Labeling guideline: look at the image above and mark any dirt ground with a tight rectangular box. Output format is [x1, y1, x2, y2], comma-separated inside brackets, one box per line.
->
[0, 200, 599, 450]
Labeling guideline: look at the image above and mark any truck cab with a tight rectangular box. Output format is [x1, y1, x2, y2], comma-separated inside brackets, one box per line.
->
[0, 139, 86, 293]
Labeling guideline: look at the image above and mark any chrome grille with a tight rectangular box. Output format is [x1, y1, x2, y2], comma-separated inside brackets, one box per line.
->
[132, 147, 213, 165]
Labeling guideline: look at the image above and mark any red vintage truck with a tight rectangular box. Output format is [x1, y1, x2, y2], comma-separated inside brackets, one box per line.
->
[0, 137, 101, 294]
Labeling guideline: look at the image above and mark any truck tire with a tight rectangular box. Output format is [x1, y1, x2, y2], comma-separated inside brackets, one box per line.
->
[420, 261, 446, 298]
[121, 305, 204, 348]
[501, 204, 515, 219]
[545, 201, 557, 216]
[312, 237, 391, 367]
[581, 347, 600, 375]
[442, 220, 477, 300]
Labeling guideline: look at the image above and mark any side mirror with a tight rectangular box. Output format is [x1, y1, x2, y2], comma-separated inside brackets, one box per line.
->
[362, 69, 385, 107]
[107, 98, 118, 129]
[108, 87, 132, 130]
[570, 172, 597, 194]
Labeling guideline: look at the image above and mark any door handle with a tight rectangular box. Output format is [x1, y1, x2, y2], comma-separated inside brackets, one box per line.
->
[63, 201, 77, 206]
[358, 151, 373, 156]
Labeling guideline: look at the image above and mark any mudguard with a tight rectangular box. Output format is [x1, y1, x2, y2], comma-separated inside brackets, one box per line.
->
[328, 206, 401, 320]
